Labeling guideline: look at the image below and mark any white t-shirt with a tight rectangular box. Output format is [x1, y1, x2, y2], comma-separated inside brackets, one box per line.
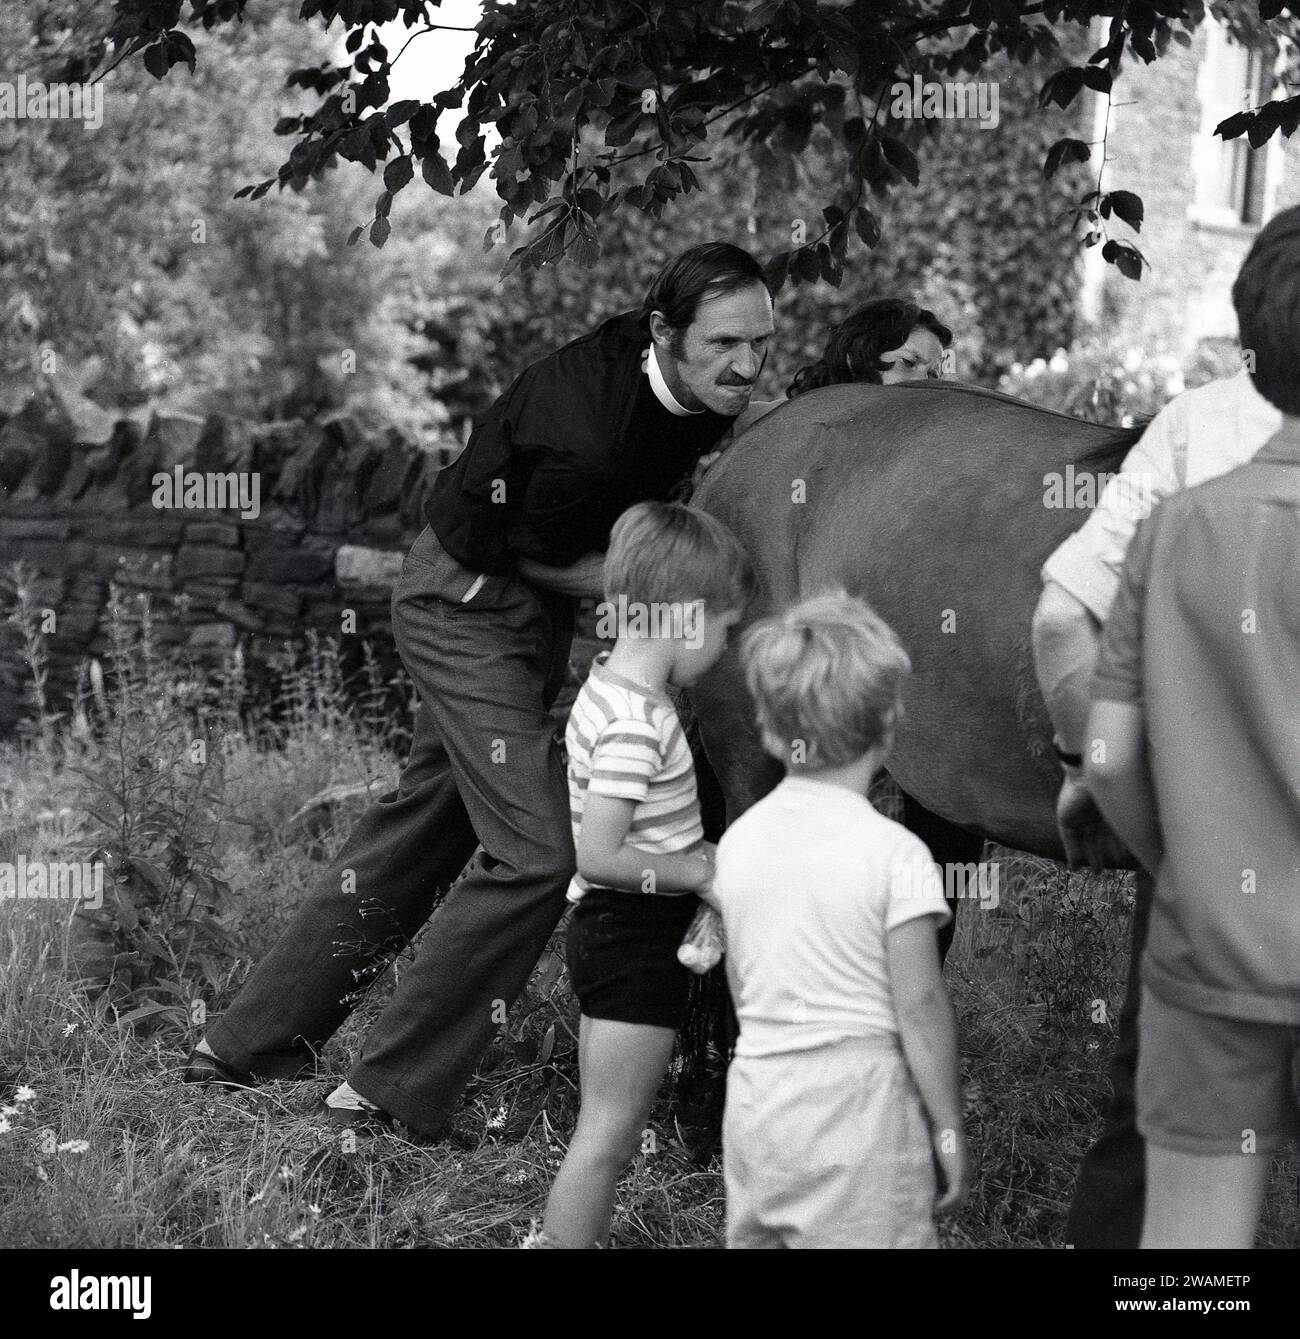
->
[713, 775, 951, 1058]
[1042, 369, 1279, 621]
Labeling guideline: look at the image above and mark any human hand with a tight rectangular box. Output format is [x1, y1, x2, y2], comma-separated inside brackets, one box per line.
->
[696, 846, 717, 899]
[694, 842, 718, 893]
[1056, 770, 1131, 873]
[677, 902, 724, 974]
[932, 1125, 970, 1217]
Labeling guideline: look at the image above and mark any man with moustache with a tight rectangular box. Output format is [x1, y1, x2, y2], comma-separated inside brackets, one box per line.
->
[184, 242, 776, 1139]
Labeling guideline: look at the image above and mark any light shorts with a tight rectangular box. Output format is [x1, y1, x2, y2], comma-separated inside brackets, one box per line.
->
[1137, 987, 1300, 1156]
[723, 1033, 938, 1249]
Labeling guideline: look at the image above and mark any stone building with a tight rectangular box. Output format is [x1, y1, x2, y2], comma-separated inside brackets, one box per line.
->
[1077, 13, 1300, 360]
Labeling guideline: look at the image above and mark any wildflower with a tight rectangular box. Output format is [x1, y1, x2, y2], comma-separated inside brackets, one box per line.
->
[486, 1104, 508, 1131]
[36, 1165, 49, 1182]
[0, 1117, 10, 1136]
[287, 1226, 308, 1244]
[248, 1191, 264, 1205]
[308, 1204, 321, 1216]
[1048, 349, 1069, 375]
[14, 1085, 35, 1104]
[278, 1164, 293, 1182]
[57, 1140, 90, 1154]
[61, 1023, 78, 1038]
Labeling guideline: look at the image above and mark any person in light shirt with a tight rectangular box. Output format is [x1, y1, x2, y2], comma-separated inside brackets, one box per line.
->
[712, 592, 967, 1249]
[1032, 362, 1281, 1249]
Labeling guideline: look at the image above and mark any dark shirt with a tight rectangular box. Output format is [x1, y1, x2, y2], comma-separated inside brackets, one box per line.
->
[424, 312, 733, 575]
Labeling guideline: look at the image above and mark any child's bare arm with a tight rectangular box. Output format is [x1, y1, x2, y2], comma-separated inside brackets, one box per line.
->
[887, 914, 968, 1214]
[577, 793, 711, 894]
[1084, 698, 1163, 873]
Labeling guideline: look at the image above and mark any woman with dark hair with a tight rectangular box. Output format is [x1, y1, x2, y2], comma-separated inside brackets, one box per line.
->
[729, 298, 954, 437]
[788, 299, 953, 396]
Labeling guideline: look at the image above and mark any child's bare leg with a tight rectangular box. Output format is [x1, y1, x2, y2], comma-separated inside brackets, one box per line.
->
[1141, 1144, 1269, 1248]
[541, 1016, 676, 1248]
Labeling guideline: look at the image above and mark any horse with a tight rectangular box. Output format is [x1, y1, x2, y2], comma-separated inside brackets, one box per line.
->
[686, 379, 1144, 876]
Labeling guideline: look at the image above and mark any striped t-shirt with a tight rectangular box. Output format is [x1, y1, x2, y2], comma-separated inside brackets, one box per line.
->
[565, 653, 704, 903]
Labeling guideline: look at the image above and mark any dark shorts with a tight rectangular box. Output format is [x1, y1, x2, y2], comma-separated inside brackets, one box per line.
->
[1138, 987, 1300, 1155]
[566, 888, 700, 1030]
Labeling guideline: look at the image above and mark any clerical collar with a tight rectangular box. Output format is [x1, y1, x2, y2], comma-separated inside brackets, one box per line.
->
[644, 343, 704, 416]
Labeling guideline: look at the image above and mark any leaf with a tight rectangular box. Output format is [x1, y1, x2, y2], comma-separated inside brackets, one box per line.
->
[538, 1023, 556, 1067]
[1102, 239, 1144, 280]
[1246, 99, 1288, 148]
[142, 41, 170, 80]
[1260, 0, 1284, 18]
[499, 243, 532, 281]
[604, 105, 646, 147]
[1079, 65, 1113, 94]
[573, 233, 601, 267]
[744, 0, 783, 30]
[880, 135, 920, 185]
[1039, 67, 1085, 110]
[384, 99, 420, 128]
[794, 248, 822, 283]
[129, 857, 171, 897]
[115, 1002, 184, 1029]
[369, 216, 391, 248]
[1100, 189, 1143, 232]
[1214, 109, 1252, 142]
[383, 155, 413, 192]
[421, 151, 454, 195]
[168, 31, 197, 74]
[1043, 136, 1092, 179]
[854, 206, 881, 247]
[763, 250, 791, 293]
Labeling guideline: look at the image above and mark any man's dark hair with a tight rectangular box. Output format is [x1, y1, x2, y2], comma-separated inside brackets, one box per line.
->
[1233, 205, 1300, 416]
[786, 298, 953, 398]
[640, 241, 772, 332]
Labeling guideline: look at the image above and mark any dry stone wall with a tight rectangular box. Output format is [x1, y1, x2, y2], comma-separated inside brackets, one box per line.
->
[0, 398, 460, 735]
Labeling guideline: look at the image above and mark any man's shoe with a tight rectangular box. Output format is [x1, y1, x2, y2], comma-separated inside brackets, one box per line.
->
[320, 1094, 443, 1146]
[322, 1097, 396, 1131]
[181, 1047, 254, 1089]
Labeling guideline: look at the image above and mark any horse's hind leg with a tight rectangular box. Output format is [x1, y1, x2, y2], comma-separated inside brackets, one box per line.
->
[899, 791, 986, 962]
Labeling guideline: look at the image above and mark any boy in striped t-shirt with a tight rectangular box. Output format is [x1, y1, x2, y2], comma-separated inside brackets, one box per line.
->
[534, 501, 755, 1249]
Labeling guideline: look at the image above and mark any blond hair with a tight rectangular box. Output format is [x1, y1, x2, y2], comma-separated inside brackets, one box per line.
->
[742, 591, 910, 771]
[603, 501, 756, 610]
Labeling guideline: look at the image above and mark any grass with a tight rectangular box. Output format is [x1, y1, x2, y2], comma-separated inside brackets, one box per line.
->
[0, 568, 1295, 1249]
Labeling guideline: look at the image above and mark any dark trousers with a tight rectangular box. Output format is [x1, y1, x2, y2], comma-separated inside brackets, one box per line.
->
[207, 527, 577, 1135]
[1065, 866, 1154, 1248]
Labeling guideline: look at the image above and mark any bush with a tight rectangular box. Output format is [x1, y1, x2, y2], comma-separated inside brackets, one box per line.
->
[998, 337, 1245, 424]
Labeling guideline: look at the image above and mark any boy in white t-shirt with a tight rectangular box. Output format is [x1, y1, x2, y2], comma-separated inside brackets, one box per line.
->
[711, 592, 968, 1248]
